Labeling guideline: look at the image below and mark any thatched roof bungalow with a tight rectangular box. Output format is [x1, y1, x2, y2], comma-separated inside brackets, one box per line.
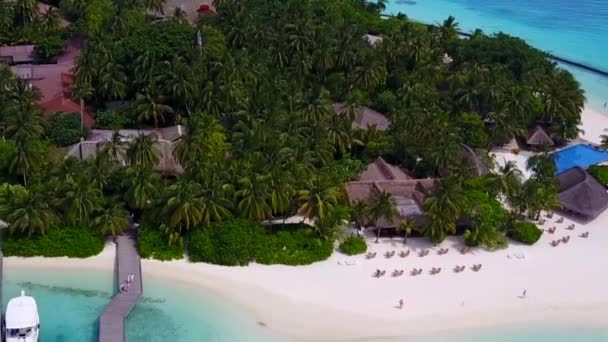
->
[346, 158, 437, 238]
[461, 145, 490, 177]
[66, 126, 185, 175]
[556, 166, 608, 219]
[527, 126, 554, 147]
[333, 103, 391, 131]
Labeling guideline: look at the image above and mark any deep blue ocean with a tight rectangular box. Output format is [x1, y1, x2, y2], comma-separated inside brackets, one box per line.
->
[385, 0, 608, 113]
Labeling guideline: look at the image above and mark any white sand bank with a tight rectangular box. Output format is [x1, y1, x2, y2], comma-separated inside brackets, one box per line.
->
[6, 217, 608, 341]
[580, 105, 608, 144]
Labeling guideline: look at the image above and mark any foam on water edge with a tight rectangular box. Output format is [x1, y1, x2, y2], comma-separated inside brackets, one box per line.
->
[2, 268, 280, 342]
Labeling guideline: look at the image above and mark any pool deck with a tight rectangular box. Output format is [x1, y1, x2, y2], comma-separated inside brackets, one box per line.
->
[99, 229, 142, 342]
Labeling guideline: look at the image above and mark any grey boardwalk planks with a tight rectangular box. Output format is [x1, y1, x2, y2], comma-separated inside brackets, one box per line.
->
[99, 231, 143, 342]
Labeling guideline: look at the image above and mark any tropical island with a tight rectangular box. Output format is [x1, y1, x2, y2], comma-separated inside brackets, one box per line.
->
[1, 0, 607, 340]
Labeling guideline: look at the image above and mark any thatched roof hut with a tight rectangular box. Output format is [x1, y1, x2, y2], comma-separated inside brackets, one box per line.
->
[358, 157, 411, 181]
[556, 166, 608, 219]
[333, 103, 391, 131]
[461, 145, 490, 177]
[527, 126, 554, 146]
[346, 159, 437, 230]
[66, 125, 185, 175]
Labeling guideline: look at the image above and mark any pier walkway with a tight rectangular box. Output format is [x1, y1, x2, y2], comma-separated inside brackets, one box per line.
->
[99, 230, 142, 342]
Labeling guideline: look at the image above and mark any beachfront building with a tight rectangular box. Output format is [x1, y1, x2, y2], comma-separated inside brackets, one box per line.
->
[556, 166, 608, 219]
[2, 38, 95, 126]
[66, 126, 185, 175]
[333, 103, 391, 131]
[526, 125, 554, 148]
[346, 157, 437, 238]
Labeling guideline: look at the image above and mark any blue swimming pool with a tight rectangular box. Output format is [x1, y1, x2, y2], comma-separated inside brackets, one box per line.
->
[553, 144, 608, 174]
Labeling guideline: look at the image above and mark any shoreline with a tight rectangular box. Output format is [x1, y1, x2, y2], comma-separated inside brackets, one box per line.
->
[6, 214, 608, 341]
[4, 109, 608, 341]
[580, 105, 608, 145]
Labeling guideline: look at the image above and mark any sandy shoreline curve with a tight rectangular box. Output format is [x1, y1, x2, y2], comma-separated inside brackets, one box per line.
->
[3, 103, 608, 340]
[580, 105, 608, 144]
[6, 207, 608, 341]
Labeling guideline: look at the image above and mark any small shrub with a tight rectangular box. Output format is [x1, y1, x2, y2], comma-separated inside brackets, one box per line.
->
[509, 221, 543, 244]
[512, 148, 521, 154]
[339, 236, 367, 255]
[188, 219, 263, 266]
[256, 228, 333, 265]
[138, 225, 184, 261]
[34, 35, 67, 63]
[187, 220, 334, 266]
[323, 157, 365, 183]
[48, 112, 83, 146]
[588, 165, 608, 186]
[95, 111, 127, 129]
[2, 226, 104, 258]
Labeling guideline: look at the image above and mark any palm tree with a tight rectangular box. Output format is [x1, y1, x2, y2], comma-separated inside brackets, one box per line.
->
[367, 190, 397, 242]
[349, 199, 369, 233]
[396, 218, 416, 245]
[62, 174, 103, 225]
[133, 86, 173, 128]
[422, 178, 463, 244]
[526, 151, 556, 182]
[159, 56, 196, 115]
[297, 177, 339, 222]
[93, 202, 129, 236]
[122, 166, 161, 210]
[487, 160, 522, 200]
[4, 191, 58, 236]
[71, 81, 94, 131]
[100, 130, 126, 163]
[14, 0, 37, 26]
[161, 180, 205, 232]
[98, 57, 127, 100]
[126, 133, 159, 169]
[235, 173, 273, 221]
[10, 133, 43, 186]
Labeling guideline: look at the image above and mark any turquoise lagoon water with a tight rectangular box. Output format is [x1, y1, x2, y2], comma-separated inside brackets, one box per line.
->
[2, 269, 280, 342]
[384, 0, 608, 113]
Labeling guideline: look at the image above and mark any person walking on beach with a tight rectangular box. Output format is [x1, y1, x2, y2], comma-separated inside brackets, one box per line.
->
[522, 289, 527, 298]
[398, 299, 404, 309]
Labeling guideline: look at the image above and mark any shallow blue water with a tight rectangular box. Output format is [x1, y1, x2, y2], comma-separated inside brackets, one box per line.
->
[385, 0, 608, 113]
[553, 143, 608, 174]
[1, 268, 279, 342]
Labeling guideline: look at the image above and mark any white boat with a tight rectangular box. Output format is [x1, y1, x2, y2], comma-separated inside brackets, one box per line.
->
[5, 291, 39, 342]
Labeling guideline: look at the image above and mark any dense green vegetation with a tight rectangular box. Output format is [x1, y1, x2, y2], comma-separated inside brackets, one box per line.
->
[138, 224, 184, 261]
[339, 236, 367, 255]
[0, 0, 579, 258]
[48, 112, 85, 147]
[188, 219, 333, 266]
[588, 165, 608, 186]
[508, 221, 543, 245]
[0, 1, 67, 61]
[2, 226, 105, 257]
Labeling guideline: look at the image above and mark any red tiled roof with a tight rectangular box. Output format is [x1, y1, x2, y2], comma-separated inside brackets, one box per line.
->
[197, 4, 215, 14]
[41, 95, 95, 127]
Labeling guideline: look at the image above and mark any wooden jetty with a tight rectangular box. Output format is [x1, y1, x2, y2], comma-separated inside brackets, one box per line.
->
[99, 231, 142, 342]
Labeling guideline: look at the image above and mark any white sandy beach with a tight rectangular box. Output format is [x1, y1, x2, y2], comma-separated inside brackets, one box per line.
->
[5, 208, 608, 341]
[4, 104, 608, 341]
[580, 105, 608, 145]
